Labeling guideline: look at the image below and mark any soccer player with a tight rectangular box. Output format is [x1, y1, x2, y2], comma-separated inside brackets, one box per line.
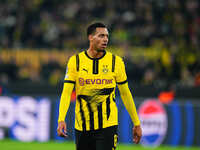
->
[57, 22, 142, 150]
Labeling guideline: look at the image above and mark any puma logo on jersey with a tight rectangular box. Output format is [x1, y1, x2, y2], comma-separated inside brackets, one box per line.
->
[82, 68, 88, 73]
[79, 78, 113, 86]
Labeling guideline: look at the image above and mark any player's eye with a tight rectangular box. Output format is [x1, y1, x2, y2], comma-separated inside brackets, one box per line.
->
[99, 34, 108, 38]
[99, 34, 104, 38]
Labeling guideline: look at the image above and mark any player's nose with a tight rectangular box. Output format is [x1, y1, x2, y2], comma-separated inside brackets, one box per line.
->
[103, 37, 108, 43]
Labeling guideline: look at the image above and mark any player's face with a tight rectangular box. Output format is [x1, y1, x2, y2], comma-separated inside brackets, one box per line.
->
[90, 27, 109, 51]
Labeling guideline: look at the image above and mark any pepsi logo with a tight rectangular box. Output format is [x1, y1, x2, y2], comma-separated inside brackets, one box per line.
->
[138, 99, 168, 146]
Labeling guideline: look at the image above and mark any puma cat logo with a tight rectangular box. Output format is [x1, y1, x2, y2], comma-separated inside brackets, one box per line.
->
[83, 68, 88, 73]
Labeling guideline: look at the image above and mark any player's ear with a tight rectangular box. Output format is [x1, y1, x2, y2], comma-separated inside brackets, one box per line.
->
[88, 34, 93, 41]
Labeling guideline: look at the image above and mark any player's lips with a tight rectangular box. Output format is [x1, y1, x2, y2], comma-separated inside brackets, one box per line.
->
[101, 43, 107, 47]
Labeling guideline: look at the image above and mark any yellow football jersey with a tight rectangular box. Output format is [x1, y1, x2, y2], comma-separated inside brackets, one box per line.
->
[64, 50, 127, 131]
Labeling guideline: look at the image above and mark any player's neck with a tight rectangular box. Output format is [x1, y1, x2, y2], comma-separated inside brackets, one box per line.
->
[87, 48, 105, 59]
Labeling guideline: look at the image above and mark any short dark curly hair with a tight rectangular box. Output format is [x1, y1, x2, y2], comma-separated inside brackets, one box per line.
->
[87, 22, 107, 37]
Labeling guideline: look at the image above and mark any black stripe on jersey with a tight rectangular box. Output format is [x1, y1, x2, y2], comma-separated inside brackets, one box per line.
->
[97, 103, 103, 129]
[112, 54, 116, 72]
[64, 80, 75, 84]
[76, 54, 79, 72]
[93, 60, 99, 74]
[77, 96, 86, 131]
[106, 96, 111, 120]
[86, 102, 94, 130]
[95, 88, 114, 95]
[117, 80, 127, 85]
[78, 95, 92, 102]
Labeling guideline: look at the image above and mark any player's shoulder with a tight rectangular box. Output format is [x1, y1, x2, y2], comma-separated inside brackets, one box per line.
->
[68, 54, 76, 63]
[67, 52, 79, 66]
[115, 55, 123, 61]
[70, 50, 87, 60]
[77, 51, 85, 55]
[68, 51, 84, 60]
[106, 51, 121, 59]
[107, 51, 124, 63]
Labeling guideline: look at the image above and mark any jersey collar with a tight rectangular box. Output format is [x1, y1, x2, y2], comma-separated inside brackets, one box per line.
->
[85, 50, 106, 60]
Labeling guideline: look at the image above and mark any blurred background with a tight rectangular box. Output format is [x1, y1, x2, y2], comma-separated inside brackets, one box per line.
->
[0, 0, 200, 149]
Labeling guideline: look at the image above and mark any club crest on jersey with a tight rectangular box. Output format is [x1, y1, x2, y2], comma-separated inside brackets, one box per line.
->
[102, 65, 109, 74]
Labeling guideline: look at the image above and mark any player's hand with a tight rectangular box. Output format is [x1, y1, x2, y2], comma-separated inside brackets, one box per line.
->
[57, 121, 67, 137]
[133, 125, 142, 144]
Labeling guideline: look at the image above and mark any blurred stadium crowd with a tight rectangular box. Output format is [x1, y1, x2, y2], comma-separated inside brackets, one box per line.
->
[0, 0, 200, 88]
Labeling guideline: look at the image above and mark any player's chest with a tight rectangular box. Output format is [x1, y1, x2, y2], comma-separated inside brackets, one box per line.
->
[78, 60, 114, 77]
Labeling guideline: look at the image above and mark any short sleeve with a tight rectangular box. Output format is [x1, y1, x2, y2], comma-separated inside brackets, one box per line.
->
[116, 56, 127, 84]
[64, 55, 76, 82]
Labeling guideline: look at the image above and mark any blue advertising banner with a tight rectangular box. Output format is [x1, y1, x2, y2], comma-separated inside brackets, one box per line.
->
[0, 96, 51, 141]
[0, 96, 200, 147]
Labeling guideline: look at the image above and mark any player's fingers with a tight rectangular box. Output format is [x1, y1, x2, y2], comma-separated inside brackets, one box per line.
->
[133, 135, 137, 143]
[64, 124, 67, 133]
[58, 129, 67, 137]
[57, 127, 67, 137]
[133, 134, 141, 144]
[60, 132, 68, 137]
[136, 134, 142, 144]
[133, 126, 142, 144]
[57, 127, 61, 135]
[134, 136, 139, 144]
[137, 134, 141, 142]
